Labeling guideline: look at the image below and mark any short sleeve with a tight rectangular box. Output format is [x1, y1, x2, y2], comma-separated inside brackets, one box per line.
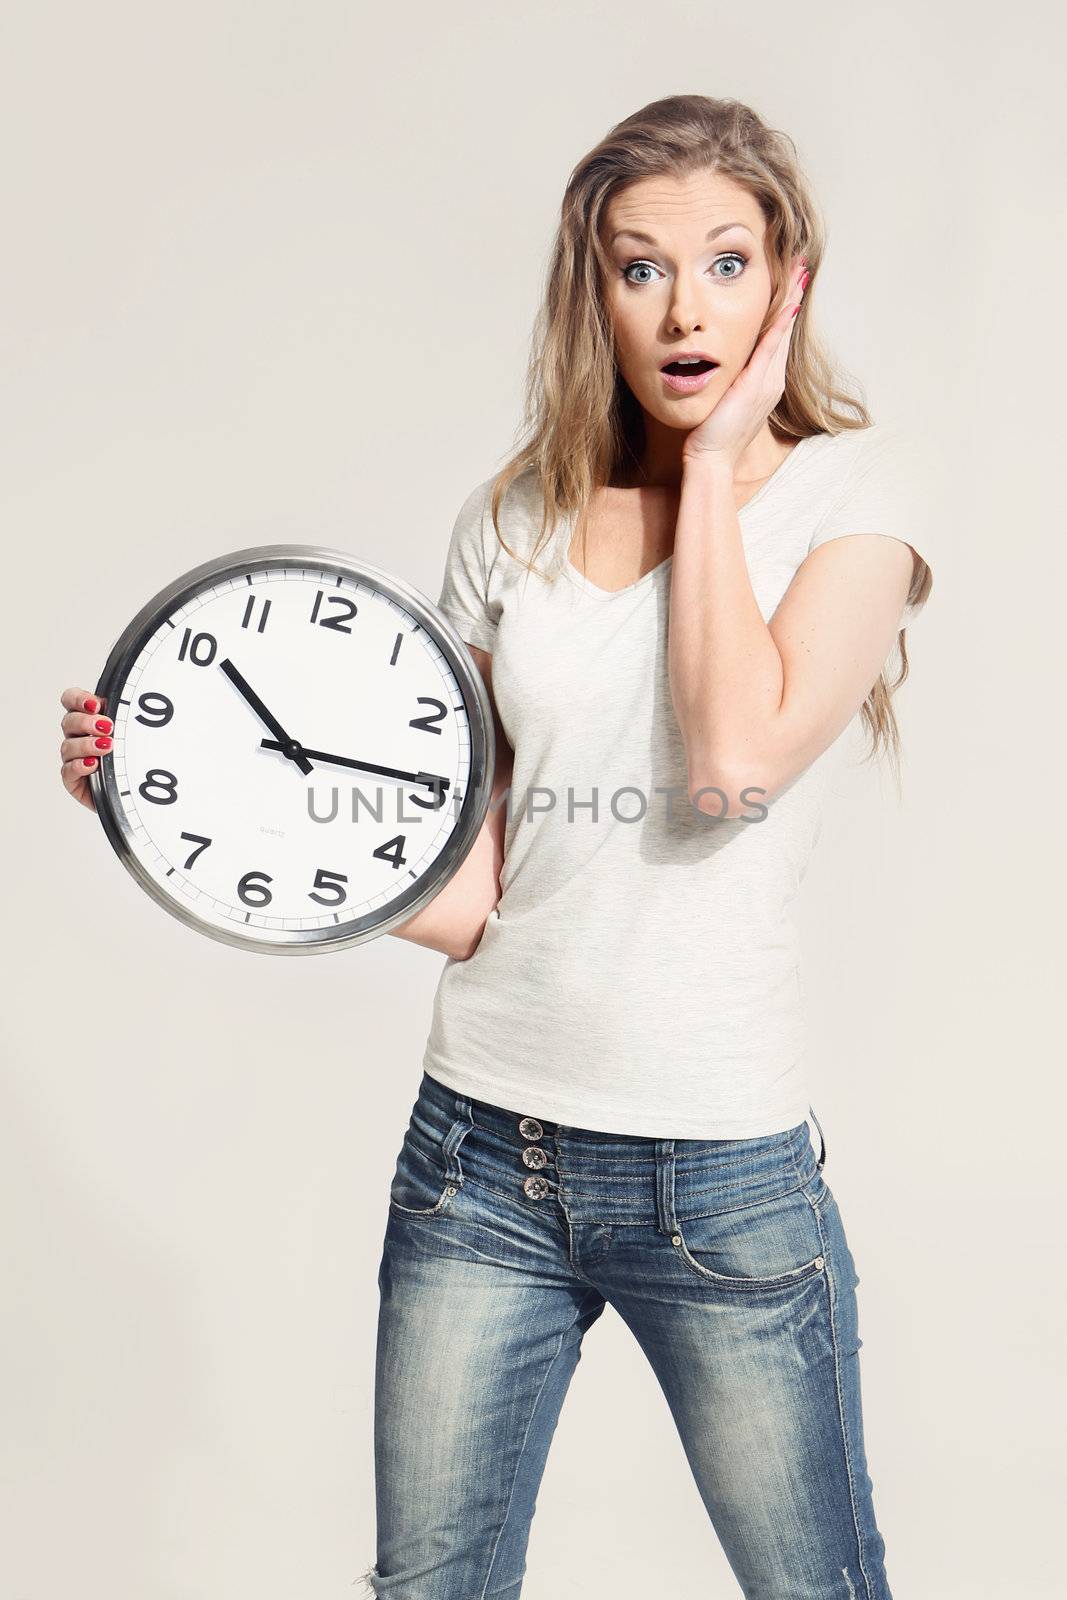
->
[436, 477, 500, 652]
[808, 421, 935, 627]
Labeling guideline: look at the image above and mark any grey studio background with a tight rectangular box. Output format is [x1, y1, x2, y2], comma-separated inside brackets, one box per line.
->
[3, 2, 1063, 1597]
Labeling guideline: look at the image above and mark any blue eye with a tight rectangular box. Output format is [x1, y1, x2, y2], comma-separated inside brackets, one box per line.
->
[622, 260, 661, 285]
[621, 252, 749, 285]
[712, 252, 748, 280]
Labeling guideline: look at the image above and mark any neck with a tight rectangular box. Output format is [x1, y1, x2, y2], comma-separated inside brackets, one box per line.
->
[621, 419, 791, 491]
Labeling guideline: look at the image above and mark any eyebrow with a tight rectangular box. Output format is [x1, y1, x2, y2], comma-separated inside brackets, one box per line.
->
[609, 222, 754, 246]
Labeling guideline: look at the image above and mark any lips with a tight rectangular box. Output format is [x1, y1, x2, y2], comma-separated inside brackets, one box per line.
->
[660, 360, 720, 395]
[660, 350, 719, 371]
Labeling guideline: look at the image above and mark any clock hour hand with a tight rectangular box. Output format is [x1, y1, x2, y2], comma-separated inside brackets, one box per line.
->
[219, 658, 314, 777]
[258, 738, 449, 796]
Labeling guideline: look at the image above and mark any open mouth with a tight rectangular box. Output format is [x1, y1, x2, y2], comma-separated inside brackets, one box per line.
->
[660, 359, 720, 393]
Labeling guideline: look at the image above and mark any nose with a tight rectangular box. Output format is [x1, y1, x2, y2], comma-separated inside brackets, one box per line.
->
[666, 277, 704, 337]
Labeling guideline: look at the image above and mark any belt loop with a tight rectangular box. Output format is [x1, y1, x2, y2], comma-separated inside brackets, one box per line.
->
[443, 1095, 474, 1184]
[655, 1140, 678, 1236]
[807, 1103, 827, 1170]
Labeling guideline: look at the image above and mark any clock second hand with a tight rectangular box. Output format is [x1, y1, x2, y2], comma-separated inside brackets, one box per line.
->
[258, 738, 449, 796]
[219, 658, 314, 778]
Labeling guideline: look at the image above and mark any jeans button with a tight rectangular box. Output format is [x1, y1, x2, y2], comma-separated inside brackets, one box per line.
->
[522, 1146, 548, 1170]
[518, 1117, 544, 1141]
[523, 1175, 550, 1200]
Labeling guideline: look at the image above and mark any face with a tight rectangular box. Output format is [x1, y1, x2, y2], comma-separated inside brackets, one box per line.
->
[600, 169, 779, 438]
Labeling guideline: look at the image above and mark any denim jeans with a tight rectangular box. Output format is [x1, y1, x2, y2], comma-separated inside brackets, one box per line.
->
[361, 1070, 893, 1599]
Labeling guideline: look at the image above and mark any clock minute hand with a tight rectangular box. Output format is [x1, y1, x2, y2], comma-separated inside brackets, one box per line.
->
[219, 658, 314, 777]
[258, 738, 449, 795]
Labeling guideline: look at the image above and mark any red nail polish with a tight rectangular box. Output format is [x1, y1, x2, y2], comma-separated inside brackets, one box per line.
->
[791, 304, 800, 317]
[83, 697, 98, 713]
[84, 755, 97, 767]
[95, 736, 111, 749]
[799, 270, 810, 291]
[94, 719, 111, 732]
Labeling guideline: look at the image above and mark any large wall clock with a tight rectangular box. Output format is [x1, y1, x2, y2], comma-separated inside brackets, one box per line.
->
[89, 544, 496, 954]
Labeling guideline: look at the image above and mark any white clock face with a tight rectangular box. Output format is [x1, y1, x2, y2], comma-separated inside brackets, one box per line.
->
[93, 549, 492, 952]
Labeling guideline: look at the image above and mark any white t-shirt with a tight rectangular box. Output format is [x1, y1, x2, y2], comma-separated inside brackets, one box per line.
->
[421, 422, 935, 1137]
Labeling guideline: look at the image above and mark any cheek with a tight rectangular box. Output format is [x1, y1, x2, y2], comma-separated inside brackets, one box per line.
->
[737, 284, 776, 340]
[713, 314, 764, 371]
[606, 293, 642, 352]
[608, 322, 651, 388]
[604, 300, 655, 377]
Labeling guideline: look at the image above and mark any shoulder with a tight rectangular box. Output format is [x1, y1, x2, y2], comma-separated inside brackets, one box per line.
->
[452, 464, 560, 568]
[452, 464, 532, 523]
[825, 417, 930, 475]
[809, 420, 935, 522]
[449, 473, 496, 540]
[806, 418, 937, 611]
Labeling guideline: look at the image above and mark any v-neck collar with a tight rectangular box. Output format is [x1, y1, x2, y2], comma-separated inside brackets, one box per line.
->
[561, 432, 827, 601]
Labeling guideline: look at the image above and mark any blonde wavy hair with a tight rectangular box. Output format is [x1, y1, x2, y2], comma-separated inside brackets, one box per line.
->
[483, 93, 931, 776]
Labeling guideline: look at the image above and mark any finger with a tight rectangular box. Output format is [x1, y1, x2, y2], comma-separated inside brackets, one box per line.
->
[763, 272, 807, 395]
[763, 290, 804, 379]
[769, 299, 802, 387]
[61, 708, 114, 738]
[780, 277, 807, 349]
[751, 271, 807, 372]
[61, 731, 113, 763]
[783, 260, 809, 325]
[60, 755, 99, 810]
[60, 687, 107, 716]
[769, 257, 808, 331]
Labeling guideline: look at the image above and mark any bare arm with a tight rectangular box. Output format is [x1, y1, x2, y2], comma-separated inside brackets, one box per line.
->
[389, 642, 514, 960]
[668, 456, 916, 818]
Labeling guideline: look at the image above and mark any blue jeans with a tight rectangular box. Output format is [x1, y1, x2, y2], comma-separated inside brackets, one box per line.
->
[362, 1071, 893, 1599]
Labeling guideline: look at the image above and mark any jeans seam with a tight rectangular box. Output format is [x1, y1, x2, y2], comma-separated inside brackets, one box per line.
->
[795, 1147, 877, 1599]
[789, 1141, 826, 1214]
[681, 1176, 807, 1216]
[477, 1293, 598, 1599]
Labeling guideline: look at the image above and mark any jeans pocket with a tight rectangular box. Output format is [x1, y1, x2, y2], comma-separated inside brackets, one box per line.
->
[672, 1182, 827, 1292]
[388, 1138, 454, 1218]
[388, 1111, 472, 1219]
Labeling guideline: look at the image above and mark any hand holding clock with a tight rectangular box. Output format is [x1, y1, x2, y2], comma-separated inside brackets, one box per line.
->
[61, 658, 317, 803]
[59, 686, 114, 810]
[60, 667, 452, 804]
[55, 543, 495, 954]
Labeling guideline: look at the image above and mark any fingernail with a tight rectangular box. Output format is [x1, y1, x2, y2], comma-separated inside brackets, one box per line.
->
[94, 736, 111, 749]
[83, 697, 98, 713]
[94, 718, 112, 733]
[84, 755, 97, 767]
[791, 304, 800, 317]
[799, 270, 810, 291]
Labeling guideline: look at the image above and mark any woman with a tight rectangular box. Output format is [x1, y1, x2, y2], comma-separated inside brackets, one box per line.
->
[60, 96, 931, 1598]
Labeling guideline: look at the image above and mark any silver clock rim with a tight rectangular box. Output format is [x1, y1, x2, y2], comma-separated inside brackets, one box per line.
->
[88, 543, 496, 956]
